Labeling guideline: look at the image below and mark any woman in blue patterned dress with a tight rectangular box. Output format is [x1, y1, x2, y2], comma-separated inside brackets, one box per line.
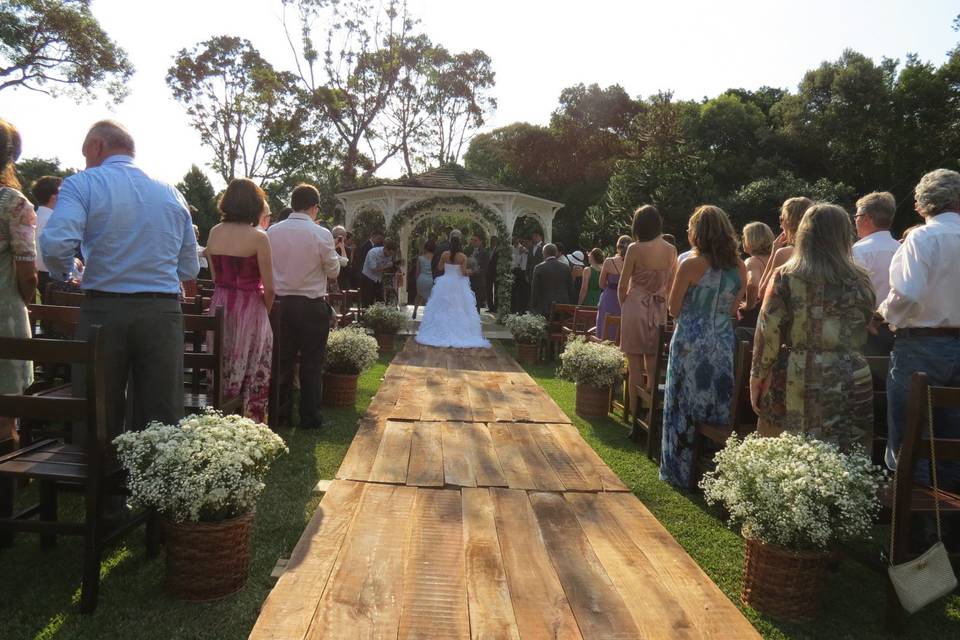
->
[660, 205, 747, 488]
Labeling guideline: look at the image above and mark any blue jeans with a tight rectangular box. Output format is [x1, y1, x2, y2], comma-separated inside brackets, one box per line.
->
[886, 336, 960, 489]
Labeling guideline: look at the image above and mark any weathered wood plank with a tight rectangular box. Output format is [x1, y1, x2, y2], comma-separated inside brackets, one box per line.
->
[397, 489, 469, 640]
[555, 423, 630, 492]
[307, 484, 416, 639]
[530, 423, 597, 491]
[605, 492, 762, 638]
[392, 383, 424, 421]
[466, 383, 495, 422]
[487, 423, 535, 491]
[463, 423, 507, 487]
[565, 492, 698, 639]
[509, 424, 565, 491]
[334, 418, 384, 482]
[406, 421, 445, 487]
[462, 488, 521, 640]
[442, 422, 477, 487]
[546, 422, 604, 491]
[368, 420, 413, 484]
[528, 491, 641, 640]
[249, 480, 365, 640]
[490, 488, 582, 640]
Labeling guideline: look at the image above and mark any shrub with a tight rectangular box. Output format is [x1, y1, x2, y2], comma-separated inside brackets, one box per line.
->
[504, 312, 547, 344]
[361, 302, 406, 334]
[324, 325, 380, 374]
[557, 336, 624, 388]
[700, 432, 883, 550]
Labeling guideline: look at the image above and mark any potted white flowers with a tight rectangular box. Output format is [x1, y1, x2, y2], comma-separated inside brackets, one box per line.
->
[505, 313, 547, 364]
[322, 325, 379, 406]
[700, 433, 883, 623]
[361, 302, 406, 352]
[557, 336, 624, 417]
[113, 411, 288, 601]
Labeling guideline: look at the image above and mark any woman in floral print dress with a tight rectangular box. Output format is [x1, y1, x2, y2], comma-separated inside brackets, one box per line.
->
[750, 204, 875, 453]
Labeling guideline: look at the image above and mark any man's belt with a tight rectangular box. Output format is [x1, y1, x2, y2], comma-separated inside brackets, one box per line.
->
[895, 327, 960, 338]
[85, 290, 179, 300]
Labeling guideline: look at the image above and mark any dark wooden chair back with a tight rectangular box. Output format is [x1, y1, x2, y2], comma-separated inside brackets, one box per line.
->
[569, 306, 598, 337]
[630, 324, 673, 461]
[545, 303, 579, 359]
[866, 355, 890, 465]
[44, 287, 84, 308]
[181, 307, 240, 415]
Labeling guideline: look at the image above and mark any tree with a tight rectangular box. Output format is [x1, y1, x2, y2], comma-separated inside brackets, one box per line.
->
[427, 47, 496, 165]
[176, 165, 218, 243]
[15, 156, 77, 203]
[0, 0, 133, 101]
[167, 36, 308, 184]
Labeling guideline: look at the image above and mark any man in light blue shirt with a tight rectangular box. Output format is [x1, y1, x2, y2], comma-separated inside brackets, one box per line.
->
[40, 120, 199, 442]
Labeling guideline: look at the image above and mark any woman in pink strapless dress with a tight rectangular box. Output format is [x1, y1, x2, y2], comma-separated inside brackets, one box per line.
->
[206, 179, 275, 423]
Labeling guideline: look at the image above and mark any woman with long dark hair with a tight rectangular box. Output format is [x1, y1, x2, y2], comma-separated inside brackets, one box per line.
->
[415, 230, 490, 348]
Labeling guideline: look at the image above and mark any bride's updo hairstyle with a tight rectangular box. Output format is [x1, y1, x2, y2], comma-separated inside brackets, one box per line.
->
[449, 229, 463, 259]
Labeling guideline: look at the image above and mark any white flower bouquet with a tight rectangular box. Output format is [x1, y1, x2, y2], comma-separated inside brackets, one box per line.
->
[324, 325, 380, 375]
[700, 433, 884, 550]
[361, 302, 406, 334]
[504, 312, 547, 344]
[113, 411, 288, 523]
[557, 336, 625, 388]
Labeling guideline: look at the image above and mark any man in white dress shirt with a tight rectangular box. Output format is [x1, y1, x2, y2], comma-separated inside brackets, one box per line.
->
[267, 184, 347, 429]
[853, 191, 900, 355]
[30, 175, 63, 301]
[876, 169, 960, 487]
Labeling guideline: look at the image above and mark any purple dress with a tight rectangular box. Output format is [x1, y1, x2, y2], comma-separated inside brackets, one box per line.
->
[596, 271, 622, 342]
[210, 255, 273, 423]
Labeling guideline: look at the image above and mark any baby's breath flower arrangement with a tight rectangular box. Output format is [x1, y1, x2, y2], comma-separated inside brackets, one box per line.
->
[361, 302, 406, 335]
[113, 410, 288, 523]
[558, 336, 625, 388]
[700, 432, 883, 550]
[324, 325, 380, 374]
[504, 313, 547, 344]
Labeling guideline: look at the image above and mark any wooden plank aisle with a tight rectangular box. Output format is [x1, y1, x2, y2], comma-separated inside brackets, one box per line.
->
[250, 340, 761, 640]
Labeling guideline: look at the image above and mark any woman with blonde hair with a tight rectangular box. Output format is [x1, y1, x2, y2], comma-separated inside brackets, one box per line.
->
[750, 204, 875, 452]
[660, 205, 746, 488]
[595, 234, 631, 341]
[757, 196, 813, 298]
[737, 221, 775, 334]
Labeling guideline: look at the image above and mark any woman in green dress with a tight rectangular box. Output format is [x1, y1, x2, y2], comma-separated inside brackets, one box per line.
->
[578, 248, 604, 307]
[750, 203, 875, 453]
[0, 119, 37, 447]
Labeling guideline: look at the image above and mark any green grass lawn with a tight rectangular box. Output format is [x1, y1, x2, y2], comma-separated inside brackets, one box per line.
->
[0, 346, 396, 640]
[520, 354, 960, 640]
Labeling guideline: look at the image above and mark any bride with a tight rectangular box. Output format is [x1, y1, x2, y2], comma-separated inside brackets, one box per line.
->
[415, 230, 491, 349]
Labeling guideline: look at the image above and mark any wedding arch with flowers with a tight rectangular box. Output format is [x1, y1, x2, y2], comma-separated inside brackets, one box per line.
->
[336, 164, 563, 319]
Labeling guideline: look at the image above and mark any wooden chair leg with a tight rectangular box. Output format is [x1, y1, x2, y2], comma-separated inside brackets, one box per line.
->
[80, 485, 104, 614]
[622, 377, 631, 423]
[145, 509, 160, 558]
[39, 480, 58, 550]
[646, 405, 661, 462]
[0, 475, 12, 548]
[689, 432, 705, 491]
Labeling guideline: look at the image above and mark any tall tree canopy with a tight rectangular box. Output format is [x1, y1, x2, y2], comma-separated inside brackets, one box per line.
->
[0, 0, 133, 101]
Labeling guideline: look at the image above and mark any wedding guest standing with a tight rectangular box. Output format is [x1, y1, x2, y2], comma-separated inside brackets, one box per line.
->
[877, 169, 960, 484]
[205, 179, 275, 423]
[468, 234, 489, 310]
[356, 230, 383, 306]
[361, 238, 397, 305]
[30, 175, 62, 302]
[413, 239, 435, 319]
[852, 191, 900, 355]
[0, 119, 37, 447]
[41, 120, 198, 442]
[750, 204, 875, 453]
[757, 196, 813, 297]
[529, 243, 572, 316]
[510, 237, 529, 312]
[619, 206, 677, 414]
[736, 221, 774, 340]
[578, 248, 604, 306]
[661, 206, 745, 488]
[485, 236, 499, 313]
[595, 235, 631, 341]
[267, 184, 346, 429]
[526, 231, 544, 285]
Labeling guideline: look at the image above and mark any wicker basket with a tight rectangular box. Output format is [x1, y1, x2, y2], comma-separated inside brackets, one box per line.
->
[375, 333, 395, 353]
[322, 372, 359, 407]
[575, 383, 610, 417]
[742, 536, 828, 623]
[164, 511, 255, 602]
[516, 342, 539, 364]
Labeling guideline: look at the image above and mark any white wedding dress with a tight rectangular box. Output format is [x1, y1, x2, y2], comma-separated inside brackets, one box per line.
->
[415, 261, 491, 349]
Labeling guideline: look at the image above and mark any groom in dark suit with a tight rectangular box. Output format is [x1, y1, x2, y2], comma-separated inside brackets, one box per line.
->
[529, 243, 573, 316]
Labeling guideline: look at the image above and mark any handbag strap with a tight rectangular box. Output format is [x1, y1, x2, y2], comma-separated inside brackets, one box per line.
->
[889, 386, 943, 565]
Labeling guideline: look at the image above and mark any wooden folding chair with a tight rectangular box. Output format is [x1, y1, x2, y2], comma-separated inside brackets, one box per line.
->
[182, 307, 242, 416]
[0, 326, 158, 613]
[545, 303, 578, 360]
[563, 306, 598, 339]
[689, 340, 758, 490]
[866, 355, 890, 466]
[630, 324, 672, 461]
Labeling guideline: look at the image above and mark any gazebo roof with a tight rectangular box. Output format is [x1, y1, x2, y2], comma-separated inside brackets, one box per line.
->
[338, 163, 520, 195]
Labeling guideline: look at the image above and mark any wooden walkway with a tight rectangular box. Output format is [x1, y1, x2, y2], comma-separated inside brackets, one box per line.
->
[249, 342, 760, 640]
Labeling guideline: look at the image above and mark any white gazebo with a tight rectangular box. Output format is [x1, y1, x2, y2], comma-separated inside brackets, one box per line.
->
[336, 164, 563, 254]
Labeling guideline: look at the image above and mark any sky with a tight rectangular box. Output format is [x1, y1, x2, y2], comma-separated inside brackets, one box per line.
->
[3, 0, 958, 188]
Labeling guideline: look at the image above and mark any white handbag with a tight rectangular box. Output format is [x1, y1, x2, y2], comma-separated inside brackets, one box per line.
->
[887, 388, 958, 614]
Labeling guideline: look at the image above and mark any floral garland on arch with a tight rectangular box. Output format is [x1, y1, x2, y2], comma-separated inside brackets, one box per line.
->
[388, 196, 514, 321]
